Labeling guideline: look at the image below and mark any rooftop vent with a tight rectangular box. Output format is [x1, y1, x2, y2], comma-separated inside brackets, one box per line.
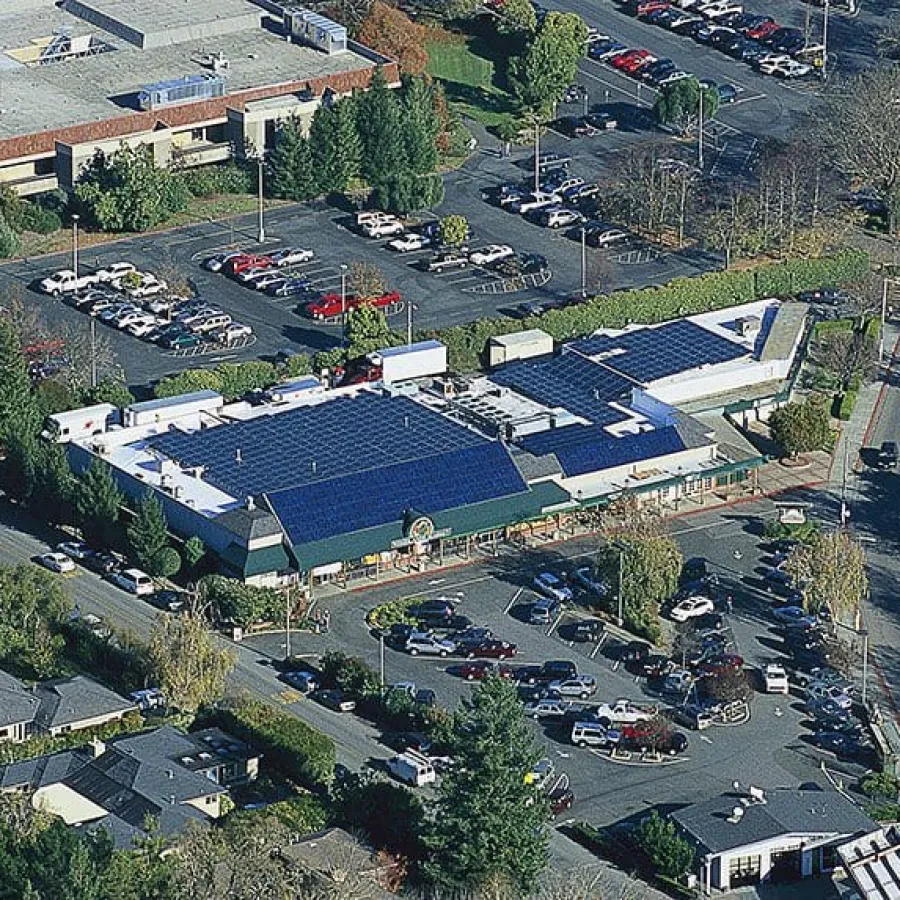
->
[138, 74, 225, 111]
[283, 9, 347, 55]
[727, 806, 745, 824]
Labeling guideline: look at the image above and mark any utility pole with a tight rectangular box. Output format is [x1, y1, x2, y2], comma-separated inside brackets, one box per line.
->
[339, 263, 348, 345]
[698, 90, 704, 170]
[285, 590, 292, 660]
[406, 301, 418, 347]
[256, 155, 266, 243]
[881, 277, 889, 365]
[379, 633, 386, 689]
[533, 120, 540, 194]
[617, 546, 625, 627]
[71, 213, 79, 281]
[580, 226, 587, 298]
[821, 0, 830, 81]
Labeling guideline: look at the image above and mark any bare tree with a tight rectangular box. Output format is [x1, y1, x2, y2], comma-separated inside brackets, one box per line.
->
[813, 330, 877, 391]
[58, 320, 123, 396]
[347, 261, 387, 300]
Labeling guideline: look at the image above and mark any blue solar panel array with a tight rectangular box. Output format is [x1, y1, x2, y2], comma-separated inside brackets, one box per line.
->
[149, 393, 490, 499]
[519, 424, 686, 477]
[490, 351, 635, 425]
[571, 320, 747, 383]
[269, 442, 528, 546]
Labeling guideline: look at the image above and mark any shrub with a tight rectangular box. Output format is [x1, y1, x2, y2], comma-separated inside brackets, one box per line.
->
[213, 697, 336, 787]
[0, 213, 20, 259]
[861, 771, 900, 801]
[20, 203, 62, 234]
[366, 595, 422, 629]
[635, 811, 694, 880]
[319, 651, 381, 698]
[267, 794, 330, 834]
[199, 575, 283, 628]
[180, 162, 254, 198]
[837, 388, 858, 420]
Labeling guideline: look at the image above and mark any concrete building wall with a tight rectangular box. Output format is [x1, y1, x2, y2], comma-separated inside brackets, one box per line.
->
[647, 358, 790, 406]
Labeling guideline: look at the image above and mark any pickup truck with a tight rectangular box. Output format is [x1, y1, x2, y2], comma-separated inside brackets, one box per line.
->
[425, 251, 468, 273]
[40, 269, 101, 296]
[592, 698, 659, 727]
[304, 291, 401, 320]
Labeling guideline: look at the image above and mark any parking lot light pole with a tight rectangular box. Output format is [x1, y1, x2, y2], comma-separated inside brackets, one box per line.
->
[379, 633, 385, 689]
[71, 213, 79, 281]
[698, 91, 704, 171]
[612, 541, 627, 627]
[580, 226, 587, 298]
[534, 120, 541, 194]
[256, 155, 266, 244]
[339, 264, 348, 344]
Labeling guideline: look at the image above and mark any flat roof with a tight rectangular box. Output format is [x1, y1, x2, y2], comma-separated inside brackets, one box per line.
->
[127, 390, 221, 414]
[490, 329, 553, 348]
[0, 0, 372, 143]
[375, 340, 444, 359]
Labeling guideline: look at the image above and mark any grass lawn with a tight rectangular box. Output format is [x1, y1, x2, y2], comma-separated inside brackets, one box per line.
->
[426, 39, 520, 130]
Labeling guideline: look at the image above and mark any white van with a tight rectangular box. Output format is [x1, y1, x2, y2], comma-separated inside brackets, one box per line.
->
[571, 721, 619, 749]
[386, 750, 436, 787]
[110, 568, 154, 596]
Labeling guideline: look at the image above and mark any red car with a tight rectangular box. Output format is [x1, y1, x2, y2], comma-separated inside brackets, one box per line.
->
[696, 654, 744, 678]
[223, 254, 273, 276]
[304, 290, 402, 320]
[620, 720, 689, 755]
[619, 50, 656, 75]
[746, 20, 780, 40]
[609, 49, 642, 70]
[455, 661, 515, 681]
[634, 0, 669, 16]
[464, 639, 517, 660]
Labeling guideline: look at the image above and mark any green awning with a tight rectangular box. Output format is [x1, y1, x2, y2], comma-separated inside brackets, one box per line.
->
[220, 542, 292, 578]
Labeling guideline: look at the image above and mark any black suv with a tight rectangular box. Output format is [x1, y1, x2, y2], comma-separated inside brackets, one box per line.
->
[877, 441, 898, 471]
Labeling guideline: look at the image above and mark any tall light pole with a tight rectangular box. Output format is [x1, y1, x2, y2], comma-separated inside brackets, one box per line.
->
[71, 213, 79, 281]
[821, 0, 830, 81]
[580, 226, 587, 298]
[407, 301, 418, 347]
[339, 263, 348, 345]
[533, 119, 541, 195]
[73, 214, 97, 389]
[256, 155, 266, 243]
[697, 90, 704, 170]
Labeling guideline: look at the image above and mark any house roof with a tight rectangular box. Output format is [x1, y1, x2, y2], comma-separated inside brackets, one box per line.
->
[33, 676, 136, 730]
[0, 669, 39, 728]
[672, 788, 877, 855]
[213, 505, 283, 541]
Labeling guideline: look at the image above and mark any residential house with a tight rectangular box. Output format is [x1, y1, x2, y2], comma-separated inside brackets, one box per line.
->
[0, 669, 40, 743]
[671, 785, 877, 894]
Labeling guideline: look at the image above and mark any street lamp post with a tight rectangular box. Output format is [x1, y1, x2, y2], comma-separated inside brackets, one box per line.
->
[71, 213, 79, 281]
[533, 119, 541, 195]
[72, 214, 98, 389]
[698, 90, 704, 170]
[612, 542, 627, 628]
[580, 226, 587, 298]
[256, 155, 266, 244]
[339, 264, 348, 344]
[407, 301, 418, 347]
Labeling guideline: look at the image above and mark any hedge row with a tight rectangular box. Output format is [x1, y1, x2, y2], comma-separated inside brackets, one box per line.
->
[214, 698, 336, 788]
[429, 250, 870, 372]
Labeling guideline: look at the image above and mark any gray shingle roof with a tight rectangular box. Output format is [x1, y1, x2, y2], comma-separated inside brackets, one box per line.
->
[0, 669, 39, 729]
[214, 505, 284, 541]
[33, 676, 136, 730]
[672, 789, 877, 855]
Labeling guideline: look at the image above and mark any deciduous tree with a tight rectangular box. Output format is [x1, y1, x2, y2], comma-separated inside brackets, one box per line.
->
[347, 260, 387, 299]
[784, 530, 868, 623]
[768, 395, 831, 458]
[356, 2, 428, 75]
[422, 677, 549, 895]
[148, 608, 236, 714]
[438, 213, 470, 247]
[497, 0, 538, 34]
[653, 77, 719, 135]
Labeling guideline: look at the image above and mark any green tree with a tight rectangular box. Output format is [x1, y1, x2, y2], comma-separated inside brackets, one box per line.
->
[769, 396, 831, 458]
[30, 441, 76, 526]
[636, 811, 694, 880]
[423, 678, 549, 895]
[598, 505, 682, 642]
[497, 0, 538, 33]
[357, 66, 407, 185]
[213, 361, 278, 400]
[198, 575, 283, 628]
[75, 460, 123, 549]
[371, 172, 444, 213]
[653, 77, 719, 134]
[509, 12, 588, 114]
[153, 547, 181, 579]
[784, 530, 868, 623]
[127, 492, 170, 574]
[85, 378, 134, 409]
[0, 319, 41, 446]
[401, 76, 440, 175]
[319, 650, 381, 697]
[266, 118, 319, 202]
[148, 609, 236, 714]
[438, 213, 470, 247]
[74, 143, 190, 232]
[310, 98, 362, 194]
[183, 536, 207, 574]
[346, 305, 400, 358]
[154, 368, 223, 398]
[0, 212, 20, 259]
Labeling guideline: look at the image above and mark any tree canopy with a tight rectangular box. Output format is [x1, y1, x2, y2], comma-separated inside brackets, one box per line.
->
[653, 77, 720, 134]
[422, 677, 549, 895]
[74, 460, 124, 550]
[768, 396, 831, 458]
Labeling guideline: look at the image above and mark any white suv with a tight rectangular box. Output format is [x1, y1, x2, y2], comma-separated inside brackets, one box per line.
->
[405, 633, 456, 658]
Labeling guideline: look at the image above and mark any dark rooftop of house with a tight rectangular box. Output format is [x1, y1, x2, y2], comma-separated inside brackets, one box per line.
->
[0, 669, 39, 728]
[33, 675, 136, 730]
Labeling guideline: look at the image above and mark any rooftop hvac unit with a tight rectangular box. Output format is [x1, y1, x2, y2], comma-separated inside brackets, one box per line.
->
[284, 9, 347, 55]
[138, 74, 225, 111]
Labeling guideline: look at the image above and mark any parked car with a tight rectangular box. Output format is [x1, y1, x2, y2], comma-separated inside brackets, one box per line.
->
[510, 191, 562, 215]
[524, 698, 579, 719]
[876, 441, 898, 470]
[564, 620, 605, 643]
[584, 224, 630, 248]
[108, 568, 154, 595]
[670, 594, 715, 622]
[534, 572, 574, 603]
[619, 721, 689, 755]
[151, 589, 186, 613]
[389, 233, 432, 253]
[95, 262, 136, 283]
[695, 654, 744, 678]
[671, 702, 714, 730]
[313, 689, 356, 712]
[363, 219, 405, 239]
[535, 207, 585, 229]
[593, 698, 658, 727]
[213, 323, 253, 344]
[455, 660, 513, 681]
[410, 598, 455, 618]
[57, 540, 91, 561]
[416, 612, 472, 631]
[469, 244, 514, 267]
[270, 278, 311, 299]
[772, 605, 813, 625]
[548, 675, 597, 700]
[811, 730, 869, 760]
[464, 639, 517, 660]
[40, 269, 100, 296]
[573, 567, 609, 596]
[451, 626, 495, 652]
[806, 682, 852, 709]
[405, 634, 456, 657]
[38, 551, 76, 574]
[530, 598, 560, 626]
[425, 251, 469, 273]
[203, 251, 242, 272]
[270, 247, 314, 267]
[763, 663, 790, 694]
[83, 550, 121, 575]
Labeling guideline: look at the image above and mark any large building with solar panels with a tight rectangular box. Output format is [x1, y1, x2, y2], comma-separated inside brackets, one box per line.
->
[50, 300, 805, 588]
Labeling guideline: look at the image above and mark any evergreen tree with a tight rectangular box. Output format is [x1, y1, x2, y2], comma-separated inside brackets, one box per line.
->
[75, 460, 123, 549]
[356, 67, 406, 185]
[401, 76, 440, 175]
[30, 442, 76, 525]
[267, 118, 319, 202]
[127, 491, 171, 575]
[0, 319, 40, 446]
[311, 98, 362, 194]
[0, 212, 20, 259]
[422, 678, 549, 895]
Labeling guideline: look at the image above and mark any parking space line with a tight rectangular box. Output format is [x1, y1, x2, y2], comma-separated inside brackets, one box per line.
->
[505, 587, 525, 614]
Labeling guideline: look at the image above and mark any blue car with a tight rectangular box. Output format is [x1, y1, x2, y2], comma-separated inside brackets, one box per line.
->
[269, 278, 311, 298]
[772, 605, 812, 625]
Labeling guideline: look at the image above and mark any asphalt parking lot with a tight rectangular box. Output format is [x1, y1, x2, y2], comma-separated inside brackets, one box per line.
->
[242, 500, 874, 827]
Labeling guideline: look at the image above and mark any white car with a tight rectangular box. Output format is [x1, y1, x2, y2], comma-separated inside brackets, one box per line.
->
[405, 634, 456, 657]
[57, 540, 91, 561]
[38, 552, 76, 574]
[510, 191, 562, 214]
[237, 266, 273, 284]
[39, 270, 100, 296]
[593, 698, 658, 726]
[364, 219, 405, 239]
[270, 247, 314, 267]
[807, 682, 852, 709]
[670, 594, 715, 622]
[548, 675, 597, 700]
[534, 572, 573, 603]
[123, 274, 167, 298]
[95, 262, 136, 283]
[658, 71, 692, 86]
[116, 311, 153, 330]
[766, 58, 812, 78]
[541, 208, 584, 229]
[125, 317, 162, 338]
[763, 663, 789, 694]
[389, 233, 432, 253]
[251, 272, 286, 291]
[699, 1, 743, 18]
[213, 322, 253, 344]
[587, 226, 629, 248]
[524, 698, 579, 719]
[469, 244, 514, 267]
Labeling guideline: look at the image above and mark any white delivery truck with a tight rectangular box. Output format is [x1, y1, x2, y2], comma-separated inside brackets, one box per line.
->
[386, 750, 436, 787]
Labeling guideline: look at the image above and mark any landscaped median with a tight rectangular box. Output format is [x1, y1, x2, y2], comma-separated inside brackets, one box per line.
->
[428, 249, 871, 372]
[365, 595, 424, 631]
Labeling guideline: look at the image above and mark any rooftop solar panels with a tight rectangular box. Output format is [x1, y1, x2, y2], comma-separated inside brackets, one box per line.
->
[571, 320, 747, 383]
[268, 442, 528, 546]
[148, 393, 489, 499]
[490, 351, 635, 425]
[519, 424, 687, 478]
